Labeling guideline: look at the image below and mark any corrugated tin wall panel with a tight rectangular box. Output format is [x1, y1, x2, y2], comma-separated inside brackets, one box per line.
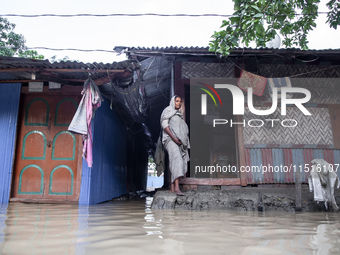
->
[324, 149, 334, 165]
[244, 148, 340, 184]
[250, 149, 264, 183]
[79, 98, 127, 205]
[272, 149, 285, 183]
[0, 83, 21, 204]
[244, 148, 252, 183]
[303, 149, 314, 179]
[283, 149, 294, 183]
[313, 149, 324, 159]
[334, 150, 340, 179]
[292, 149, 305, 182]
[261, 148, 274, 183]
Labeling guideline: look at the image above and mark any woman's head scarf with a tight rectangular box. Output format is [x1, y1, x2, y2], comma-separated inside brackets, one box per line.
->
[160, 95, 184, 123]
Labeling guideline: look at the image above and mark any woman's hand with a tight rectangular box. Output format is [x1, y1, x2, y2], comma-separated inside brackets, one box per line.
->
[164, 126, 182, 146]
[173, 138, 182, 146]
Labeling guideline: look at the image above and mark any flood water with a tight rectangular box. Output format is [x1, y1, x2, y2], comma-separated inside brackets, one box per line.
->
[1, 198, 340, 255]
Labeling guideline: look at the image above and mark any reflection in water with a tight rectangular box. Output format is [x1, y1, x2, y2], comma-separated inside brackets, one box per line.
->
[0, 205, 7, 245]
[0, 199, 340, 254]
[76, 205, 90, 254]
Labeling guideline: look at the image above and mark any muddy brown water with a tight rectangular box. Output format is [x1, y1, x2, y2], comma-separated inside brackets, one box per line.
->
[1, 198, 340, 255]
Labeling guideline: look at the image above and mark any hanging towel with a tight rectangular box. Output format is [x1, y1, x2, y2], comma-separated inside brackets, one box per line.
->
[237, 70, 267, 96]
[68, 95, 87, 135]
[68, 78, 103, 167]
[267, 77, 292, 99]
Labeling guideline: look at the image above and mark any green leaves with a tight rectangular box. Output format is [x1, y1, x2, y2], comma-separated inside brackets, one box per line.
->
[18, 50, 44, 60]
[209, 0, 339, 56]
[326, 0, 340, 29]
[255, 23, 265, 37]
[251, 5, 261, 12]
[253, 13, 264, 18]
[0, 17, 44, 59]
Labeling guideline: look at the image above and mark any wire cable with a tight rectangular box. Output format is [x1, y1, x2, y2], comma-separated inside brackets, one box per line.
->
[0, 12, 329, 18]
[27, 47, 116, 53]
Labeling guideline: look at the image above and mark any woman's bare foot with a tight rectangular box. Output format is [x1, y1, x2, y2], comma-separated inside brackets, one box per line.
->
[170, 183, 175, 193]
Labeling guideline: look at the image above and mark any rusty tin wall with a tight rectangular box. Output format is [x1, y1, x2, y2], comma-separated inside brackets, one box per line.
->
[244, 148, 340, 184]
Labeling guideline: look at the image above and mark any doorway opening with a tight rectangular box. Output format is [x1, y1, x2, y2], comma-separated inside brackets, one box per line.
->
[187, 79, 238, 179]
[146, 156, 164, 191]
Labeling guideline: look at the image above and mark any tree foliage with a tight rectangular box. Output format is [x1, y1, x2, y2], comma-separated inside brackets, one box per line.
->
[0, 17, 44, 59]
[209, 0, 340, 56]
[49, 55, 78, 63]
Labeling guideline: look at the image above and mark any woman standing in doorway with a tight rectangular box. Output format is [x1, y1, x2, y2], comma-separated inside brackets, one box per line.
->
[160, 95, 190, 195]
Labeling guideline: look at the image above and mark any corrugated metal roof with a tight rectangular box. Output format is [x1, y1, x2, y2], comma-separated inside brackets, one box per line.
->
[0, 56, 137, 70]
[0, 56, 141, 85]
[127, 46, 340, 54]
[126, 46, 340, 64]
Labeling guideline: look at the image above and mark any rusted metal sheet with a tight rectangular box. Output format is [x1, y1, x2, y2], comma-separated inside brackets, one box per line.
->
[292, 149, 304, 182]
[261, 148, 274, 183]
[283, 149, 294, 183]
[303, 149, 314, 180]
[313, 149, 324, 160]
[244, 148, 252, 183]
[0, 56, 139, 84]
[272, 149, 284, 183]
[0, 83, 21, 204]
[79, 99, 127, 205]
[334, 150, 340, 178]
[244, 148, 340, 184]
[250, 149, 264, 183]
[324, 149, 335, 164]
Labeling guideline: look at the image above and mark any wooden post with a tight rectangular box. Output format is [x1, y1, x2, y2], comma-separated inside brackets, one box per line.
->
[295, 169, 302, 211]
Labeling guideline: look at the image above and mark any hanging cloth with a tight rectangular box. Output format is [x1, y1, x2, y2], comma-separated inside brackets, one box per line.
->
[68, 78, 103, 167]
[267, 77, 292, 100]
[308, 159, 340, 210]
[237, 70, 267, 96]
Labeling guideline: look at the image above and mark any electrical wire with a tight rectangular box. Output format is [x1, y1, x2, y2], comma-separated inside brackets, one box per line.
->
[27, 47, 116, 53]
[0, 13, 232, 17]
[0, 12, 329, 18]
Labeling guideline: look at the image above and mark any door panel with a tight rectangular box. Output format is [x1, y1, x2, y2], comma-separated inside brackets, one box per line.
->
[22, 131, 47, 159]
[18, 164, 44, 194]
[54, 98, 78, 126]
[25, 98, 49, 126]
[52, 131, 76, 160]
[49, 165, 74, 195]
[12, 94, 82, 202]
